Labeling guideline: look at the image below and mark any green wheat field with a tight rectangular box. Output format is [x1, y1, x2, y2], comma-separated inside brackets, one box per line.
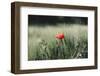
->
[28, 15, 88, 61]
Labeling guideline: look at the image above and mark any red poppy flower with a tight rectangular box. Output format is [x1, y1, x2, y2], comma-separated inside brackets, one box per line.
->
[56, 33, 64, 39]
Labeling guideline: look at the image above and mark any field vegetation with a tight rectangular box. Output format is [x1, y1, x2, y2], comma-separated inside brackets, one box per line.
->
[28, 24, 88, 60]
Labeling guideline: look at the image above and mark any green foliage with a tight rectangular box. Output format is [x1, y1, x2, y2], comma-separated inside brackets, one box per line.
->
[28, 24, 88, 60]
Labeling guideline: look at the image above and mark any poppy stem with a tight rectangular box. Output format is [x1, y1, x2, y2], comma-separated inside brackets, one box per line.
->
[60, 39, 63, 45]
